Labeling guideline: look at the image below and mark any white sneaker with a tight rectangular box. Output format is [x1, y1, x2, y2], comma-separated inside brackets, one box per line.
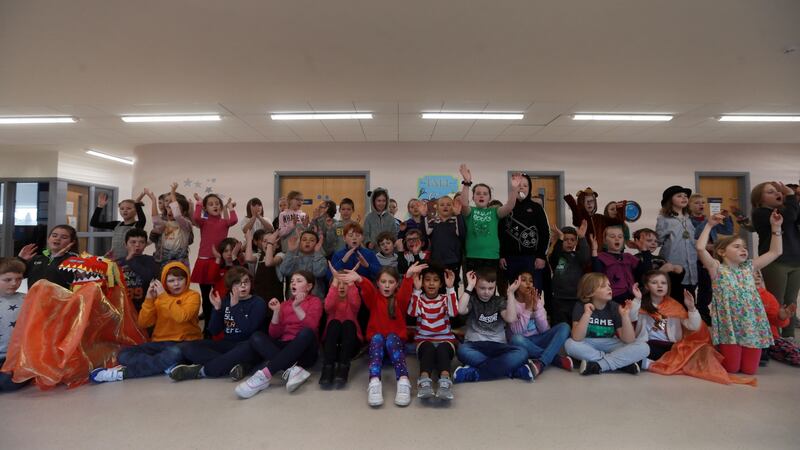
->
[395, 378, 412, 407]
[283, 365, 311, 393]
[367, 378, 383, 406]
[89, 365, 125, 383]
[235, 370, 270, 399]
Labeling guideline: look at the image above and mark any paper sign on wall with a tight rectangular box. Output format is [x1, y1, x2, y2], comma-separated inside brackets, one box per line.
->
[708, 197, 723, 215]
[417, 175, 459, 200]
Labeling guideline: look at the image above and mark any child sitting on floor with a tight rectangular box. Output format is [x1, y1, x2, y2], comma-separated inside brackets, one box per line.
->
[591, 225, 640, 304]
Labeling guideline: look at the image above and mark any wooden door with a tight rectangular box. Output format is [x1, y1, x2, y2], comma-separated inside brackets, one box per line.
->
[697, 176, 742, 237]
[278, 176, 367, 222]
[528, 175, 559, 227]
[67, 184, 90, 252]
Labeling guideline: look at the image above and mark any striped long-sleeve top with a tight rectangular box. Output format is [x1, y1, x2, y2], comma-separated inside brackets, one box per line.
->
[407, 287, 458, 345]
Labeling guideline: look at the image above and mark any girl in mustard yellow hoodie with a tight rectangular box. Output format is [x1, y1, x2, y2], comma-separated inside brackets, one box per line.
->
[89, 262, 201, 383]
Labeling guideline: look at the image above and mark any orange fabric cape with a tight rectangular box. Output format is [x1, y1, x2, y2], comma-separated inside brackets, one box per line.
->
[1, 280, 147, 390]
[646, 297, 756, 386]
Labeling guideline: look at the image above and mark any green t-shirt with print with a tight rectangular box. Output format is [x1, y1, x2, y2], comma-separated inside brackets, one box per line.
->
[465, 207, 500, 259]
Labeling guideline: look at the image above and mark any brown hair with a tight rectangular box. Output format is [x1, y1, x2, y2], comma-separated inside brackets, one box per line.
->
[633, 228, 656, 241]
[576, 273, 609, 303]
[377, 266, 401, 319]
[245, 198, 262, 218]
[49, 224, 80, 254]
[291, 270, 315, 293]
[376, 231, 396, 245]
[165, 266, 188, 280]
[475, 267, 497, 284]
[640, 270, 670, 314]
[343, 222, 364, 236]
[287, 191, 303, 202]
[224, 266, 252, 290]
[0, 257, 26, 275]
[118, 199, 137, 208]
[713, 235, 746, 262]
[750, 182, 780, 209]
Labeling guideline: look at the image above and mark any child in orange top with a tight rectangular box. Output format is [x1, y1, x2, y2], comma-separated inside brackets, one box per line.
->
[90, 262, 201, 383]
[755, 270, 799, 366]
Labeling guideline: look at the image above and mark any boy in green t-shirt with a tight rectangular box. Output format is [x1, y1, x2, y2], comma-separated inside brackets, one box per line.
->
[457, 164, 523, 274]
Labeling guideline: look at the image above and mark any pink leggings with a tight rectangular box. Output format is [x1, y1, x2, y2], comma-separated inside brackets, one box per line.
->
[718, 344, 762, 375]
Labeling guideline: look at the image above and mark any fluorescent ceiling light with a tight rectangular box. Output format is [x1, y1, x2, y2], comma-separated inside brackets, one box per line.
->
[270, 113, 373, 120]
[718, 115, 800, 122]
[86, 150, 135, 165]
[573, 114, 673, 121]
[120, 114, 221, 123]
[0, 116, 77, 124]
[421, 113, 524, 120]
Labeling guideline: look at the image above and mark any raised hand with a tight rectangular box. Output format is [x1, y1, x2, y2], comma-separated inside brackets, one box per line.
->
[683, 290, 696, 312]
[465, 271, 477, 290]
[53, 241, 74, 258]
[578, 219, 588, 238]
[314, 232, 324, 253]
[708, 213, 725, 227]
[17, 243, 38, 261]
[632, 283, 642, 300]
[193, 193, 202, 202]
[268, 298, 281, 312]
[770, 209, 784, 227]
[459, 163, 472, 183]
[583, 302, 595, 316]
[287, 230, 300, 252]
[413, 273, 423, 290]
[337, 269, 362, 285]
[499, 258, 508, 270]
[405, 262, 429, 278]
[588, 234, 598, 254]
[210, 290, 222, 310]
[146, 280, 160, 299]
[534, 258, 546, 270]
[775, 181, 793, 196]
[510, 172, 524, 192]
[356, 251, 370, 268]
[619, 299, 633, 315]
[507, 276, 521, 294]
[150, 280, 165, 297]
[444, 269, 455, 288]
[97, 192, 109, 208]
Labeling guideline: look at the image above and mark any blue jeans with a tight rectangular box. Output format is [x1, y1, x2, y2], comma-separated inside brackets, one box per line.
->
[456, 341, 528, 381]
[509, 323, 571, 367]
[564, 336, 650, 372]
[118, 341, 185, 378]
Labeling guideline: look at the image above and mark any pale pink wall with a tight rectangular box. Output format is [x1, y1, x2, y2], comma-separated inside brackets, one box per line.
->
[134, 142, 800, 262]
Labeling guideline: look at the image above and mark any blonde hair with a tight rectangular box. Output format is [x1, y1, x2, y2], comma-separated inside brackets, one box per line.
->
[287, 191, 303, 202]
[576, 273, 609, 303]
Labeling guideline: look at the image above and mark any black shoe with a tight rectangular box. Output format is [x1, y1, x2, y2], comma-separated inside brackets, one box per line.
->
[229, 364, 246, 382]
[619, 362, 640, 375]
[333, 362, 350, 387]
[579, 360, 602, 376]
[169, 364, 203, 381]
[319, 364, 335, 387]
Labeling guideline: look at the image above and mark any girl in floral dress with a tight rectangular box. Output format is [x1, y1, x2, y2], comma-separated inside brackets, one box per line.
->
[696, 210, 783, 375]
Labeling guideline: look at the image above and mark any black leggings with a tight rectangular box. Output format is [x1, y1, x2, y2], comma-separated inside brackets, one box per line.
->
[179, 339, 259, 377]
[249, 328, 318, 374]
[322, 320, 359, 365]
[417, 341, 455, 377]
[648, 340, 675, 361]
[199, 284, 214, 336]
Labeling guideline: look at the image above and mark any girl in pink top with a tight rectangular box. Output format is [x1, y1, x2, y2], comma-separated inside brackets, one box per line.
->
[320, 264, 363, 388]
[235, 270, 323, 399]
[191, 193, 238, 337]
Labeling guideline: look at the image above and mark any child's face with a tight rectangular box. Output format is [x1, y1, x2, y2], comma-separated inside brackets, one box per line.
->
[251, 203, 263, 217]
[0, 271, 23, 296]
[290, 274, 312, 296]
[126, 236, 147, 257]
[405, 233, 422, 254]
[388, 200, 397, 215]
[346, 230, 363, 249]
[377, 272, 398, 297]
[472, 186, 491, 208]
[437, 197, 453, 218]
[222, 244, 234, 262]
[205, 197, 222, 216]
[518, 178, 530, 199]
[408, 200, 421, 217]
[300, 233, 317, 253]
[719, 238, 748, 264]
[378, 238, 394, 256]
[289, 196, 303, 210]
[337, 281, 348, 297]
[584, 196, 597, 214]
[47, 228, 73, 253]
[636, 232, 658, 252]
[690, 198, 705, 216]
[475, 279, 496, 301]
[119, 201, 137, 221]
[645, 275, 669, 299]
[422, 272, 442, 298]
[606, 203, 617, 218]
[760, 184, 784, 208]
[374, 195, 387, 213]
[165, 275, 186, 295]
[232, 275, 252, 298]
[518, 272, 534, 295]
[604, 228, 624, 253]
[158, 196, 166, 213]
[590, 279, 613, 303]
[339, 203, 354, 220]
[671, 193, 689, 210]
[259, 235, 272, 251]
[562, 233, 578, 252]
[278, 198, 288, 211]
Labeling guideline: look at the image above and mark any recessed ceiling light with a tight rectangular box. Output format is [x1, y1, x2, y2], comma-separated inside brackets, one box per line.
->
[120, 114, 222, 123]
[573, 114, 673, 121]
[0, 116, 77, 124]
[86, 150, 135, 165]
[421, 113, 524, 120]
[718, 115, 800, 122]
[270, 113, 373, 120]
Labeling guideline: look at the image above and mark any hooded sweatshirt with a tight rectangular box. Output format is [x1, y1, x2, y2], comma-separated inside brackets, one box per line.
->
[363, 188, 400, 247]
[137, 261, 202, 342]
[499, 173, 551, 259]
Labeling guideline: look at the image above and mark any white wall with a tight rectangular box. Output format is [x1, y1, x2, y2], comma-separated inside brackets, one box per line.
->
[0, 150, 59, 178]
[57, 152, 133, 202]
[133, 142, 800, 264]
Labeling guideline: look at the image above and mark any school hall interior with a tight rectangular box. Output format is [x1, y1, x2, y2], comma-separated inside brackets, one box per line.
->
[1, 1, 799, 449]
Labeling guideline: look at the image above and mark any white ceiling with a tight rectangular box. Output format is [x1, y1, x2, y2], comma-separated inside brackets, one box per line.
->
[1, 0, 799, 157]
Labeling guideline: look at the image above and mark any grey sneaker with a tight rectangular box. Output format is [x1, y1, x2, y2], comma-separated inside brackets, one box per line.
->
[416, 376, 434, 399]
[436, 376, 454, 401]
[169, 364, 203, 382]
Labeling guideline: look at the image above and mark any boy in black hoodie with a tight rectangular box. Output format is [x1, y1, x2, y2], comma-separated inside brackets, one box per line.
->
[499, 173, 551, 290]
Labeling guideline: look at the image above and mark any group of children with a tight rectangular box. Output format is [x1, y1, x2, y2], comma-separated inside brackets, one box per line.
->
[1, 165, 798, 404]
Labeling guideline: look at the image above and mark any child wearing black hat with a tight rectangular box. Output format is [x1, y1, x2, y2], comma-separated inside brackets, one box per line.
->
[656, 186, 698, 298]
